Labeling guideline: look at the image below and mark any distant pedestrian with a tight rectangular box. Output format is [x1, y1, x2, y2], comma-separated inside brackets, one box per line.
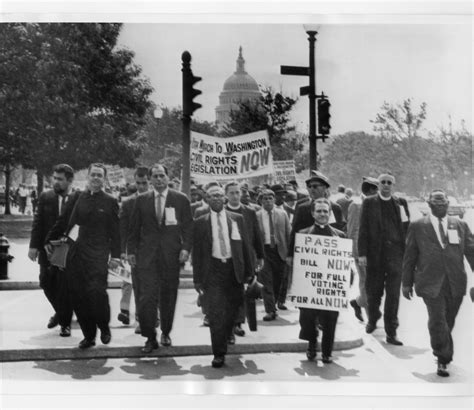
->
[358, 172, 409, 345]
[18, 184, 28, 214]
[402, 189, 474, 377]
[336, 187, 353, 222]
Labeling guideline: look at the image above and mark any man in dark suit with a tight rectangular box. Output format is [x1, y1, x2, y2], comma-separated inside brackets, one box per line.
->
[28, 164, 76, 337]
[193, 185, 254, 368]
[402, 189, 474, 377]
[289, 171, 344, 256]
[128, 164, 193, 353]
[358, 172, 410, 345]
[224, 181, 264, 338]
[292, 198, 346, 363]
[256, 189, 291, 320]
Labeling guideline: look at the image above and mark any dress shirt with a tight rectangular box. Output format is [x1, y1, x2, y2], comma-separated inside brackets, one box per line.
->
[154, 187, 168, 222]
[210, 209, 232, 259]
[261, 207, 275, 245]
[429, 213, 448, 248]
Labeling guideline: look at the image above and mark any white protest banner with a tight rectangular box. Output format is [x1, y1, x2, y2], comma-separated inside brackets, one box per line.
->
[108, 261, 132, 284]
[106, 166, 126, 187]
[273, 160, 296, 183]
[288, 233, 353, 311]
[190, 130, 274, 181]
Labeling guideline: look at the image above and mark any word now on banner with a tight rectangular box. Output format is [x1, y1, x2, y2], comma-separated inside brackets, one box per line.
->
[288, 233, 354, 312]
[190, 130, 274, 181]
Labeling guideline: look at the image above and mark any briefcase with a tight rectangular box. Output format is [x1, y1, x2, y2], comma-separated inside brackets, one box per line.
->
[49, 240, 70, 269]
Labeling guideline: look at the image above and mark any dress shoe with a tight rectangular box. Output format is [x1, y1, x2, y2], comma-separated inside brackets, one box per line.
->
[160, 333, 172, 347]
[141, 338, 159, 354]
[134, 323, 141, 334]
[263, 312, 277, 321]
[386, 335, 403, 346]
[233, 324, 245, 337]
[211, 355, 225, 368]
[47, 314, 59, 329]
[277, 302, 288, 310]
[322, 355, 333, 364]
[227, 334, 235, 345]
[203, 315, 210, 327]
[117, 311, 130, 325]
[350, 299, 364, 322]
[100, 328, 112, 344]
[78, 338, 96, 349]
[59, 326, 71, 337]
[365, 322, 377, 334]
[437, 362, 449, 377]
[306, 341, 317, 361]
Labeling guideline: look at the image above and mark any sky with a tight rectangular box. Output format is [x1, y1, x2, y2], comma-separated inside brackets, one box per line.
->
[118, 21, 472, 136]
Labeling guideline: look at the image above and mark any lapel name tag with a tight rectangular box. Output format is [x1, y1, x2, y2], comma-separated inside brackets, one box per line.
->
[399, 205, 408, 222]
[164, 207, 178, 225]
[447, 229, 459, 244]
[231, 220, 241, 240]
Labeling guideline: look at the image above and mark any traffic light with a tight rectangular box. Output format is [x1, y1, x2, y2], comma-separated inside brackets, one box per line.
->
[317, 97, 331, 136]
[183, 69, 202, 117]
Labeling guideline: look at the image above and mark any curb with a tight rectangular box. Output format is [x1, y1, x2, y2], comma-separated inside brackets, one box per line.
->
[0, 338, 363, 363]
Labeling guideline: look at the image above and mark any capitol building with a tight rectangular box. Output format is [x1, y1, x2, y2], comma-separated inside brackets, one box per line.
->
[215, 47, 261, 126]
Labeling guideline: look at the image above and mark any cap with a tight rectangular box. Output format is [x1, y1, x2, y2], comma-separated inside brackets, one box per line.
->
[305, 170, 330, 188]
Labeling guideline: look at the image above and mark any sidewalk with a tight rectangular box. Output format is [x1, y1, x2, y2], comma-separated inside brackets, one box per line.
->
[0, 288, 364, 362]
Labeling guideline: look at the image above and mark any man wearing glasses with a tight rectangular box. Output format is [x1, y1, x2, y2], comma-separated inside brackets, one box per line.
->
[358, 172, 410, 345]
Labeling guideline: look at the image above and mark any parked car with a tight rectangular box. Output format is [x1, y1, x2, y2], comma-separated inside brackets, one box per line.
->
[420, 196, 466, 219]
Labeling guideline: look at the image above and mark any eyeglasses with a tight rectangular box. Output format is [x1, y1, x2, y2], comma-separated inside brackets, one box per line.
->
[380, 180, 392, 185]
[309, 184, 325, 189]
[315, 210, 329, 214]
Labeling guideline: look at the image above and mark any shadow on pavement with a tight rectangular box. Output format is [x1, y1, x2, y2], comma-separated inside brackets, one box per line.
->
[413, 364, 471, 384]
[189, 356, 265, 380]
[382, 344, 429, 360]
[293, 358, 360, 381]
[120, 357, 189, 380]
[257, 317, 298, 327]
[20, 332, 81, 348]
[33, 358, 113, 380]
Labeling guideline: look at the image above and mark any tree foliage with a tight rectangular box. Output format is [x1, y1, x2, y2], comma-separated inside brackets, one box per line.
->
[0, 23, 153, 192]
[219, 86, 303, 160]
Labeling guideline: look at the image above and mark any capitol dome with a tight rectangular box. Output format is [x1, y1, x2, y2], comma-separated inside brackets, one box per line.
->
[216, 47, 261, 126]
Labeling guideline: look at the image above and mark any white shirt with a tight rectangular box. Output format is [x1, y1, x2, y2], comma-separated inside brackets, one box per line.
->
[429, 213, 448, 248]
[154, 188, 168, 221]
[261, 207, 275, 245]
[210, 209, 232, 259]
[378, 192, 392, 201]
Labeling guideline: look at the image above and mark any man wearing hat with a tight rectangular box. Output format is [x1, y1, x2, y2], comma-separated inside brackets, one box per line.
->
[256, 189, 291, 319]
[358, 172, 410, 345]
[289, 170, 344, 256]
[347, 177, 379, 322]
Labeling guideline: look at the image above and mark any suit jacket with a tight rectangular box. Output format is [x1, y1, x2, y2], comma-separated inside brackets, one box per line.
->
[346, 199, 362, 257]
[119, 193, 137, 254]
[192, 210, 253, 286]
[336, 196, 353, 222]
[30, 189, 79, 265]
[402, 216, 474, 299]
[289, 199, 344, 256]
[127, 189, 193, 270]
[194, 203, 210, 219]
[256, 207, 291, 261]
[358, 194, 410, 264]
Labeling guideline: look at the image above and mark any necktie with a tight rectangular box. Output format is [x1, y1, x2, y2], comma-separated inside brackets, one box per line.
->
[438, 218, 448, 248]
[59, 195, 66, 214]
[217, 212, 228, 257]
[268, 209, 275, 247]
[156, 193, 163, 224]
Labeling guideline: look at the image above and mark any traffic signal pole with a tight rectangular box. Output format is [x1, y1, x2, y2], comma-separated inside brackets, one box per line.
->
[181, 51, 202, 197]
[308, 31, 317, 172]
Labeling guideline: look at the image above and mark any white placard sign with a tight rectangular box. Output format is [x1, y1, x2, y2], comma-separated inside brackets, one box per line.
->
[190, 130, 274, 180]
[288, 233, 353, 311]
[106, 166, 126, 187]
[273, 160, 296, 183]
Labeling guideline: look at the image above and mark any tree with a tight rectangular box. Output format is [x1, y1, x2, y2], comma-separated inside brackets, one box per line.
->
[0, 23, 153, 199]
[219, 86, 303, 160]
[370, 99, 430, 194]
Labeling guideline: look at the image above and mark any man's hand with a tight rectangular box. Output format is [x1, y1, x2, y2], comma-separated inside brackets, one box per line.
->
[120, 253, 127, 263]
[44, 244, 53, 257]
[194, 282, 203, 294]
[179, 249, 190, 264]
[109, 258, 122, 270]
[28, 248, 38, 261]
[358, 256, 367, 267]
[255, 258, 264, 272]
[127, 254, 136, 267]
[286, 256, 293, 266]
[402, 286, 413, 300]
